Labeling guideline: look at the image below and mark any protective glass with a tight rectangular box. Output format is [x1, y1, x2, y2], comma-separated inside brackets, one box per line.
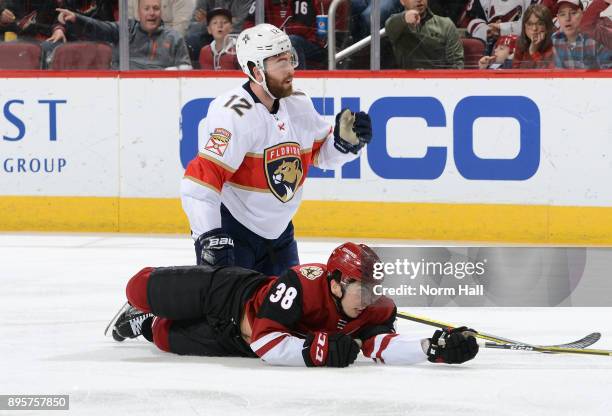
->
[343, 280, 381, 307]
[263, 48, 299, 72]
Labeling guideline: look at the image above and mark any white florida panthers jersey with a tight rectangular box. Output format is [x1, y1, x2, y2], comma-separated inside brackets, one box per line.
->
[181, 83, 360, 239]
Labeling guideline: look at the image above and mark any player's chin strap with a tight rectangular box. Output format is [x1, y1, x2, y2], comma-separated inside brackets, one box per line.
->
[247, 67, 279, 101]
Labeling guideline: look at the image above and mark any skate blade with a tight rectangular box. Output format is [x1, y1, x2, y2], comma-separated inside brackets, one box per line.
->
[104, 301, 130, 337]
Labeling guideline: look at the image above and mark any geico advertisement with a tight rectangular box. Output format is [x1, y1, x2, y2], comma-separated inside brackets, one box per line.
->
[1, 77, 611, 207]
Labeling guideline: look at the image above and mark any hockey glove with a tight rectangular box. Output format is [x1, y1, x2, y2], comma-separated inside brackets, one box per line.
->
[195, 228, 235, 267]
[303, 332, 361, 368]
[333, 109, 372, 154]
[423, 326, 479, 364]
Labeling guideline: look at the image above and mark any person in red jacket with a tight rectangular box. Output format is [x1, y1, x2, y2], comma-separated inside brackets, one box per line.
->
[107, 242, 479, 367]
[512, 4, 555, 68]
[579, 0, 612, 50]
[198, 7, 238, 69]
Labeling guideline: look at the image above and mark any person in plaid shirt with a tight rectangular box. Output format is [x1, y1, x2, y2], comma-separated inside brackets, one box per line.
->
[552, 0, 604, 68]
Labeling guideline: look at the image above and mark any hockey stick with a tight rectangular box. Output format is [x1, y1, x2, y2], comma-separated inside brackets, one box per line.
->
[397, 311, 601, 351]
[481, 342, 612, 357]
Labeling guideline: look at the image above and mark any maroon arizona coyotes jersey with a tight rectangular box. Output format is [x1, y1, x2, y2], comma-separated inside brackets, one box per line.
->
[247, 264, 427, 366]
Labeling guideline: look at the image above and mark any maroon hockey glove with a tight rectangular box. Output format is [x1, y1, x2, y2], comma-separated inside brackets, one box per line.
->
[303, 332, 361, 368]
[425, 326, 479, 364]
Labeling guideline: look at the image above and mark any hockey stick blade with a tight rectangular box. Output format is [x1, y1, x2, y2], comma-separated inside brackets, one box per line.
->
[550, 332, 601, 349]
[397, 311, 601, 351]
[482, 341, 612, 356]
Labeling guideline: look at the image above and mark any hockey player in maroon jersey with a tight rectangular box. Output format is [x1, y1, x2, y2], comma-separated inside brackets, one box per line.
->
[107, 243, 479, 367]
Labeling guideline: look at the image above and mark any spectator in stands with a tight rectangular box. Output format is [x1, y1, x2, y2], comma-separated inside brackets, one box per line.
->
[385, 0, 464, 69]
[579, 0, 612, 50]
[185, 0, 251, 64]
[198, 7, 238, 69]
[478, 34, 517, 69]
[553, 0, 602, 68]
[464, 0, 532, 45]
[0, 1, 62, 42]
[56, 0, 192, 69]
[428, 0, 470, 27]
[66, 1, 116, 21]
[128, 0, 195, 35]
[47, 1, 117, 43]
[512, 4, 555, 68]
[243, 0, 331, 69]
[191, 0, 251, 32]
[350, 0, 403, 42]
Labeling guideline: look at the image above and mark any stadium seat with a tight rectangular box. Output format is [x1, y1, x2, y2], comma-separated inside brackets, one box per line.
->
[49, 42, 113, 70]
[0, 42, 42, 70]
[461, 37, 486, 69]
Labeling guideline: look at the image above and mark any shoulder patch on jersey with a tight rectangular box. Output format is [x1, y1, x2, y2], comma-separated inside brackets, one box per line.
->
[298, 265, 324, 280]
[205, 128, 232, 157]
[264, 142, 303, 203]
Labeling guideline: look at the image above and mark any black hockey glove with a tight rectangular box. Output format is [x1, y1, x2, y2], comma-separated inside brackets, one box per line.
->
[424, 326, 479, 364]
[303, 332, 361, 368]
[333, 109, 372, 154]
[195, 228, 235, 267]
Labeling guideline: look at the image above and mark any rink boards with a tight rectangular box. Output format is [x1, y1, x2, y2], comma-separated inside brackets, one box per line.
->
[0, 71, 611, 243]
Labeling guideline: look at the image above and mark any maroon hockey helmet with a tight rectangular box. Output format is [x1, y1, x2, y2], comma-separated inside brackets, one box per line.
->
[327, 242, 381, 285]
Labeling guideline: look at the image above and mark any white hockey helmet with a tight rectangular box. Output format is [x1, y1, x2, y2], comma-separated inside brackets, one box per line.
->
[236, 23, 297, 85]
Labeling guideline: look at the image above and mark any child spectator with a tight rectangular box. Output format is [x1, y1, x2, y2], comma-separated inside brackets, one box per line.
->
[512, 4, 555, 68]
[478, 34, 517, 69]
[198, 7, 238, 69]
[553, 0, 602, 68]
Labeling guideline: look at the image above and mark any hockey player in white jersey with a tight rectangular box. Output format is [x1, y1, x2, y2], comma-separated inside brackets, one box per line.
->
[181, 23, 373, 275]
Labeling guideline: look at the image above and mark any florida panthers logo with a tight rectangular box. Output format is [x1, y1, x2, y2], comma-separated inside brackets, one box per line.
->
[264, 143, 304, 203]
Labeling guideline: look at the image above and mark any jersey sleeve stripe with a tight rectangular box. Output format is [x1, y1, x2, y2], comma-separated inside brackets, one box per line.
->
[184, 154, 234, 192]
[197, 152, 237, 173]
[250, 331, 289, 352]
[226, 182, 270, 193]
[376, 334, 398, 360]
[254, 333, 290, 357]
[183, 175, 222, 194]
[228, 154, 268, 189]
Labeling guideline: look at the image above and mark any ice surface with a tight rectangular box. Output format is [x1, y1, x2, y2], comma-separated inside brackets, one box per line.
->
[1, 234, 611, 416]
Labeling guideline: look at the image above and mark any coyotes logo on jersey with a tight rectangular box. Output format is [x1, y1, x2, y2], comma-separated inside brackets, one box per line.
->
[299, 265, 324, 280]
[264, 142, 304, 203]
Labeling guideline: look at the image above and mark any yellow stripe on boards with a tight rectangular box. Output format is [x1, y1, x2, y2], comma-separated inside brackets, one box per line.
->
[1, 196, 612, 244]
